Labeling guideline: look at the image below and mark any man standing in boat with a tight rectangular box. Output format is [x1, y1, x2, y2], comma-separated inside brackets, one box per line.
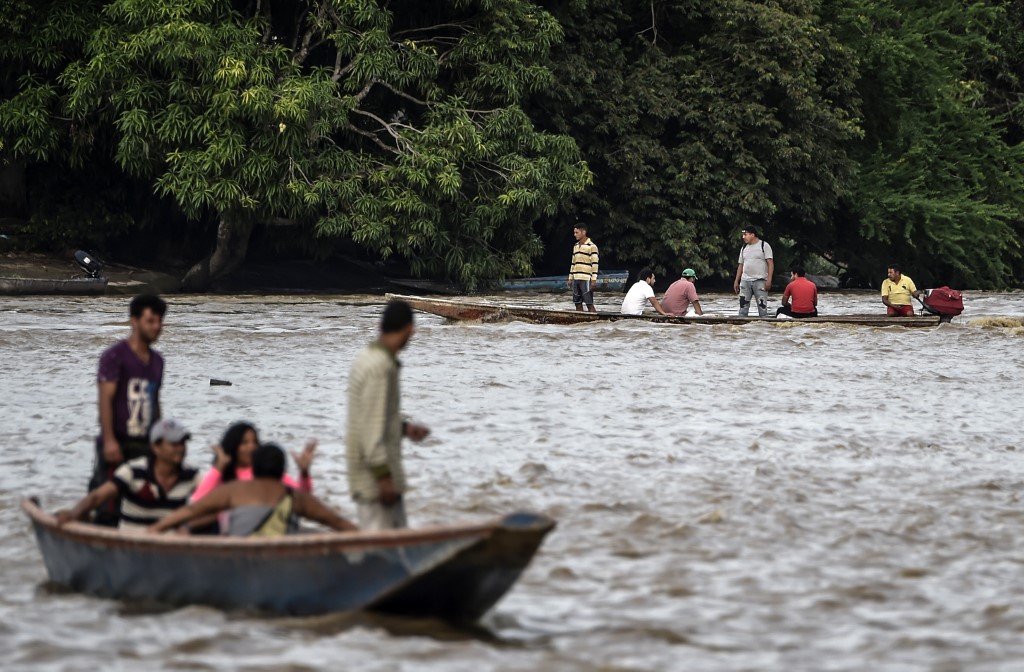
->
[881, 263, 920, 316]
[346, 300, 430, 530]
[567, 223, 599, 312]
[90, 294, 167, 527]
[733, 227, 774, 317]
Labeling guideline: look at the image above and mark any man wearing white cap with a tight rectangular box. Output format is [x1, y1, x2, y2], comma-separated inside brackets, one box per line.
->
[57, 418, 202, 530]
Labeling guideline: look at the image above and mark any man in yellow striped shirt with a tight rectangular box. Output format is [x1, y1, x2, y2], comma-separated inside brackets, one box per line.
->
[567, 224, 599, 312]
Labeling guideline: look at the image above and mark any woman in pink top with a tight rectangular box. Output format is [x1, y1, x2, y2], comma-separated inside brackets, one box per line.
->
[191, 422, 315, 505]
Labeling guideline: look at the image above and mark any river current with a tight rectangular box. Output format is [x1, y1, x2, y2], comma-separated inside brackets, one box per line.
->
[1, 290, 1023, 671]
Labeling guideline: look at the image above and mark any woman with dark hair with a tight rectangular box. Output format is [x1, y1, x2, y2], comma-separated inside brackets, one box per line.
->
[151, 444, 356, 537]
[190, 422, 315, 506]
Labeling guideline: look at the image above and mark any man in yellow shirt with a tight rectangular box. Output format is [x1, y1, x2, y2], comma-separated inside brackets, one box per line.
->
[881, 264, 920, 316]
[567, 224, 599, 312]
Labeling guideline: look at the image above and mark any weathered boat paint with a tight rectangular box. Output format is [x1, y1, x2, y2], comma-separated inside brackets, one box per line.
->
[500, 271, 629, 293]
[23, 499, 554, 621]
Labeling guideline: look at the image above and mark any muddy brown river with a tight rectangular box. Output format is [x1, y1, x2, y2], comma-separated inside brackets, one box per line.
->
[1, 291, 1023, 671]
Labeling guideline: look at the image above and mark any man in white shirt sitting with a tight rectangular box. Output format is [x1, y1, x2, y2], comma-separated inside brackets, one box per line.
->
[620, 268, 671, 316]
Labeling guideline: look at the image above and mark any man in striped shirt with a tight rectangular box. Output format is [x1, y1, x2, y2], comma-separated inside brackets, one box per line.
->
[57, 418, 201, 530]
[567, 224, 599, 312]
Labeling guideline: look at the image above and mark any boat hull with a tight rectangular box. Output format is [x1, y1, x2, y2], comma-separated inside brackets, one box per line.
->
[23, 499, 553, 621]
[0, 276, 108, 295]
[387, 294, 944, 328]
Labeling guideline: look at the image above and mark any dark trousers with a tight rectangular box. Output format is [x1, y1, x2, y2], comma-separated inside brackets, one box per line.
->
[776, 306, 818, 318]
[88, 436, 151, 527]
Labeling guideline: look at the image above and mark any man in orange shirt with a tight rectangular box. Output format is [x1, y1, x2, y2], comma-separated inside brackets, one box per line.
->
[775, 268, 818, 318]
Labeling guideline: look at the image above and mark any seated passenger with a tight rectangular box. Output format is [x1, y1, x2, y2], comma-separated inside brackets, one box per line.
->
[621, 268, 670, 316]
[190, 422, 315, 503]
[776, 268, 819, 318]
[56, 418, 201, 530]
[149, 444, 357, 536]
[661, 268, 704, 316]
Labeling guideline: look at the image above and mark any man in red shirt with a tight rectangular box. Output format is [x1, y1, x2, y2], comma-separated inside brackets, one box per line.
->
[776, 268, 818, 318]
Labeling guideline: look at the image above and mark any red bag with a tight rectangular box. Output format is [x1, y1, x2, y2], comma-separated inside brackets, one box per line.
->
[923, 286, 964, 316]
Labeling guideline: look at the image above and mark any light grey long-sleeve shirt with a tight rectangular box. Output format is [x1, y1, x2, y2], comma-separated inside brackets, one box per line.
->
[346, 342, 406, 502]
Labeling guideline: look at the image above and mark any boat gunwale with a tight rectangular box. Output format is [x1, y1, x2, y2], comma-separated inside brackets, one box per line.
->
[386, 294, 944, 327]
[21, 498, 540, 556]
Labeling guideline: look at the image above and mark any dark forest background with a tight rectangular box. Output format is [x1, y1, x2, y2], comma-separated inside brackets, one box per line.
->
[1, 0, 1022, 289]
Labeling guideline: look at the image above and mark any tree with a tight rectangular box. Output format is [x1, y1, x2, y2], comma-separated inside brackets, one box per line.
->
[0, 0, 589, 289]
[826, 0, 1024, 287]
[533, 0, 860, 279]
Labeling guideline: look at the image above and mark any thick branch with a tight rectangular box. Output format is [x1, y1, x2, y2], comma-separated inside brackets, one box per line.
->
[346, 123, 402, 155]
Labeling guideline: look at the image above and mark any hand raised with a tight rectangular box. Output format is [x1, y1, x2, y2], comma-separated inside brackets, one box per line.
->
[292, 439, 317, 475]
[212, 444, 231, 472]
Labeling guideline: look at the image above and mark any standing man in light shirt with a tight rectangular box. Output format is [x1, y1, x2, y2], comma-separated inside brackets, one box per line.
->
[346, 300, 430, 530]
[90, 294, 167, 527]
[662, 268, 704, 316]
[567, 223, 599, 312]
[733, 226, 774, 317]
[881, 263, 920, 316]
[621, 268, 671, 316]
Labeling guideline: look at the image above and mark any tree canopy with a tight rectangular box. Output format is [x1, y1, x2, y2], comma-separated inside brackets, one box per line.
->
[1, 0, 1022, 289]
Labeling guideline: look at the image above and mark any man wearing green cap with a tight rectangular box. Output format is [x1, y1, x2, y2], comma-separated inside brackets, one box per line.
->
[662, 268, 704, 316]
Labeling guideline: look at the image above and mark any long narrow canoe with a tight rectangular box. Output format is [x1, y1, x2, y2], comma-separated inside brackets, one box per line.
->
[0, 276, 108, 295]
[23, 499, 554, 621]
[387, 294, 946, 328]
[500, 270, 629, 293]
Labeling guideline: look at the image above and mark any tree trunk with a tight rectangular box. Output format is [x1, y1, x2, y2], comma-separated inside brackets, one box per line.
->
[180, 212, 254, 291]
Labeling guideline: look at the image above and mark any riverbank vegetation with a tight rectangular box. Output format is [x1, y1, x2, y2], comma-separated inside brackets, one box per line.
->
[1, 0, 1021, 289]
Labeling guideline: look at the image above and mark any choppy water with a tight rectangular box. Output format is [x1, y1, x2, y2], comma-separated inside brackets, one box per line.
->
[1, 290, 1023, 671]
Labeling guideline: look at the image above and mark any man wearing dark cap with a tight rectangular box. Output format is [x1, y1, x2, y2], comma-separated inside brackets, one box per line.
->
[733, 227, 774, 317]
[346, 300, 430, 530]
[57, 418, 201, 530]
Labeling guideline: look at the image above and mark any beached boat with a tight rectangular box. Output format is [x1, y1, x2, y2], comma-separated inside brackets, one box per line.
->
[388, 294, 947, 328]
[22, 498, 554, 621]
[0, 276, 108, 295]
[500, 270, 629, 293]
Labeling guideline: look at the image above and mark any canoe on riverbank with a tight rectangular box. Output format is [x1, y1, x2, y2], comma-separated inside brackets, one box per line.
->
[500, 270, 629, 293]
[23, 499, 554, 621]
[0, 276, 108, 295]
[388, 294, 946, 328]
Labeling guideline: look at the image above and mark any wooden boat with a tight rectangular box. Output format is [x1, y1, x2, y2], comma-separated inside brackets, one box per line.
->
[387, 294, 946, 328]
[22, 498, 554, 621]
[0, 276, 108, 295]
[500, 270, 629, 293]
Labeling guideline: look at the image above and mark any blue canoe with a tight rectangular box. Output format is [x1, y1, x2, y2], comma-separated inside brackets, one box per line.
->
[500, 270, 628, 293]
[22, 499, 554, 621]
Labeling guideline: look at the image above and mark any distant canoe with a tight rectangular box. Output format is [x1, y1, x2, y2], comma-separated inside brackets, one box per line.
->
[501, 271, 629, 293]
[23, 499, 554, 621]
[388, 294, 946, 328]
[0, 276, 108, 296]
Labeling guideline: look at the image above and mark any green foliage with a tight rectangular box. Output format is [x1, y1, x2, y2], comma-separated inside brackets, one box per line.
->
[828, 0, 1024, 287]
[535, 0, 860, 280]
[0, 0, 589, 288]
